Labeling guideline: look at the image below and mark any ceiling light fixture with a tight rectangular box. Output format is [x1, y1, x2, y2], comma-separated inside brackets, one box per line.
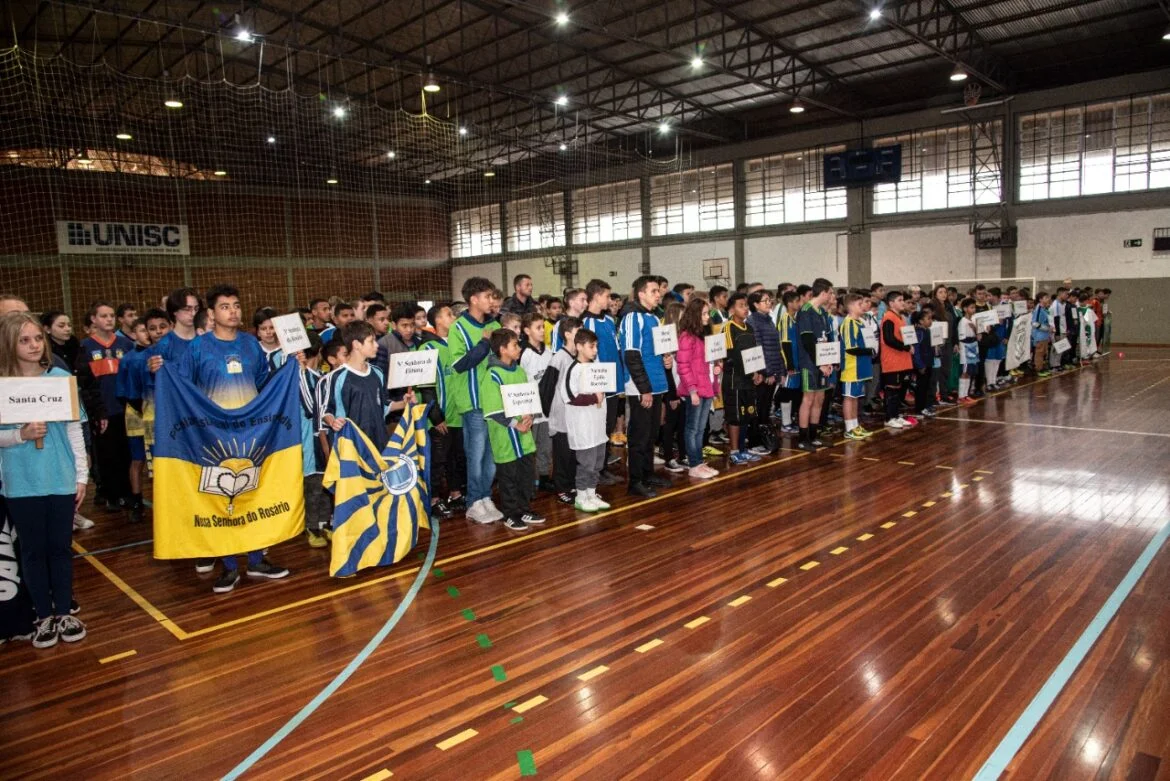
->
[658, 120, 670, 134]
[116, 132, 132, 140]
[387, 151, 396, 158]
[332, 105, 347, 119]
[326, 178, 339, 184]
[949, 64, 968, 82]
[556, 95, 569, 106]
[423, 73, 441, 93]
[424, 178, 432, 184]
[789, 99, 806, 114]
[1162, 25, 1170, 40]
[869, 8, 882, 20]
[555, 12, 569, 25]
[164, 99, 183, 109]
[459, 126, 468, 136]
[77, 155, 93, 165]
[484, 171, 495, 177]
[235, 29, 253, 43]
[214, 170, 227, 176]
[266, 136, 276, 144]
[691, 55, 703, 69]
[559, 143, 568, 151]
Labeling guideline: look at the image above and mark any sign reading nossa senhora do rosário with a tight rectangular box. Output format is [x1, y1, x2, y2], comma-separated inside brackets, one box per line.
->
[56, 221, 190, 255]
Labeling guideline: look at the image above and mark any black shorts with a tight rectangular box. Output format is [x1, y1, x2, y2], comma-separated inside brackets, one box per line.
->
[723, 389, 758, 426]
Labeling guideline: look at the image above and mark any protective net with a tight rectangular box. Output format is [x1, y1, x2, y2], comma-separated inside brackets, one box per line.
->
[929, 277, 1038, 296]
[0, 44, 688, 319]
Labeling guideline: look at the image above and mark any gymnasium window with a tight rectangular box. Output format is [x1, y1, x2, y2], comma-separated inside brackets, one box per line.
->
[571, 179, 642, 244]
[450, 203, 501, 258]
[506, 193, 566, 251]
[743, 146, 847, 226]
[872, 121, 1003, 214]
[649, 163, 734, 236]
[1018, 92, 1170, 201]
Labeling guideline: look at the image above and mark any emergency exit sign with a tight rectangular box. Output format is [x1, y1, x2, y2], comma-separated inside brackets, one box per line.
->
[1123, 238, 1142, 248]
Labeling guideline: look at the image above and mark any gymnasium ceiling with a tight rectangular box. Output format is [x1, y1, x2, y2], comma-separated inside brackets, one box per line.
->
[3, 0, 1169, 181]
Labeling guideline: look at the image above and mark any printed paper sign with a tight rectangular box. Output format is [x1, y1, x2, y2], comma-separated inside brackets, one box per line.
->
[271, 313, 312, 354]
[0, 376, 80, 424]
[388, 350, 438, 389]
[580, 363, 617, 394]
[815, 342, 841, 366]
[1012, 300, 1029, 316]
[996, 302, 1013, 320]
[930, 321, 949, 346]
[502, 382, 543, 418]
[901, 325, 919, 346]
[704, 333, 727, 362]
[740, 345, 766, 374]
[862, 326, 878, 349]
[1052, 338, 1071, 354]
[652, 323, 679, 355]
[973, 310, 998, 331]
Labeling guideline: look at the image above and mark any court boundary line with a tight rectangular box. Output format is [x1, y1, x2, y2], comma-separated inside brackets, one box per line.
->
[930, 417, 1170, 438]
[973, 519, 1170, 779]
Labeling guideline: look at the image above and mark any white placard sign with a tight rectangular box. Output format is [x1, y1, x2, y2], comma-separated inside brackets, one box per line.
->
[1012, 300, 1029, 316]
[900, 325, 919, 346]
[815, 341, 841, 366]
[56, 220, 190, 256]
[704, 333, 727, 362]
[930, 321, 949, 346]
[973, 310, 999, 331]
[580, 363, 616, 394]
[271, 313, 313, 354]
[652, 323, 679, 355]
[740, 345, 766, 374]
[502, 382, 543, 418]
[862, 326, 878, 350]
[0, 376, 80, 424]
[1052, 337, 1071, 354]
[996, 302, 1013, 321]
[388, 350, 439, 389]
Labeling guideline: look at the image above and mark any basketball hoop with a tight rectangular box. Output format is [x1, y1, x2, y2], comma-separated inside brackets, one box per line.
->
[964, 82, 982, 107]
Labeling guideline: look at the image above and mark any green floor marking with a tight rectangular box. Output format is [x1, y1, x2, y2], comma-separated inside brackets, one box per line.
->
[476, 633, 492, 649]
[432, 568, 445, 578]
[518, 750, 537, 776]
[491, 664, 507, 682]
[461, 608, 476, 621]
[447, 585, 461, 598]
[511, 716, 524, 724]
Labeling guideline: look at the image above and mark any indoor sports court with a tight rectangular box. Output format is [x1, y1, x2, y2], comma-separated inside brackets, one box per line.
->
[2, 1, 1169, 779]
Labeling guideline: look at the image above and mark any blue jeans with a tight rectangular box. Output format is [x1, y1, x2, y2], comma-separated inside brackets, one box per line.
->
[462, 410, 496, 504]
[683, 397, 713, 467]
[222, 551, 264, 571]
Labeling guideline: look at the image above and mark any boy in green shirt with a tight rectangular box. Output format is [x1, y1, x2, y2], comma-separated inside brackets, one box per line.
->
[480, 329, 544, 532]
[416, 303, 464, 517]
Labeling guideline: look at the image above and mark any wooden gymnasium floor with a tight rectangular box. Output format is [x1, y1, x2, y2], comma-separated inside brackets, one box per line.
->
[3, 348, 1169, 780]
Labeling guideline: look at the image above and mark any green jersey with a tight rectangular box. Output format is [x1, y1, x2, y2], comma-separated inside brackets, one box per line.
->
[479, 358, 536, 464]
[448, 312, 500, 419]
[416, 335, 457, 427]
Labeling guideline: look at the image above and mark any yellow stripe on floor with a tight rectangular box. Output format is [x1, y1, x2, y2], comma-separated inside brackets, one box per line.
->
[98, 650, 138, 664]
[973, 476, 984, 482]
[766, 577, 788, 587]
[935, 465, 954, 471]
[800, 561, 820, 570]
[578, 665, 609, 682]
[829, 547, 848, 555]
[635, 639, 664, 653]
[360, 770, 393, 781]
[922, 501, 936, 507]
[728, 595, 752, 607]
[513, 695, 549, 713]
[881, 522, 896, 529]
[903, 511, 917, 518]
[436, 729, 478, 751]
[684, 616, 711, 629]
[856, 533, 874, 541]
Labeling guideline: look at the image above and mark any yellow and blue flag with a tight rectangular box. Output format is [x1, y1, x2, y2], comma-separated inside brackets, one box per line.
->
[323, 403, 431, 578]
[152, 361, 305, 559]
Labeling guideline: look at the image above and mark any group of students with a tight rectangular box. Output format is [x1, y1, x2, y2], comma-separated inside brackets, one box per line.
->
[0, 273, 1113, 650]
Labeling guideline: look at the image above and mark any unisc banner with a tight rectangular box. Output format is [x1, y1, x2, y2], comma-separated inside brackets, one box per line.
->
[56, 220, 190, 255]
[152, 361, 304, 559]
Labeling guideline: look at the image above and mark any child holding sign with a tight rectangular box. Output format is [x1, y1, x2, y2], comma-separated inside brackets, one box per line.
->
[561, 330, 612, 512]
[839, 294, 874, 440]
[722, 293, 763, 465]
[480, 329, 544, 532]
[0, 313, 89, 648]
[676, 298, 719, 479]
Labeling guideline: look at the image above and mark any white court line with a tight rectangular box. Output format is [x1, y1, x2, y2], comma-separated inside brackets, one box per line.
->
[931, 417, 1170, 438]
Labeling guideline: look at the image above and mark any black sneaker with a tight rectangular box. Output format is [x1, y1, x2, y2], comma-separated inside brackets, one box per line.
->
[194, 558, 216, 574]
[556, 491, 576, 505]
[32, 617, 58, 649]
[57, 615, 87, 643]
[129, 501, 145, 524]
[69, 599, 80, 615]
[432, 499, 454, 518]
[810, 438, 825, 447]
[627, 482, 657, 498]
[796, 441, 817, 452]
[537, 477, 557, 493]
[646, 475, 671, 488]
[520, 512, 546, 525]
[504, 516, 530, 532]
[597, 470, 620, 486]
[446, 495, 466, 512]
[247, 558, 290, 580]
[212, 569, 241, 593]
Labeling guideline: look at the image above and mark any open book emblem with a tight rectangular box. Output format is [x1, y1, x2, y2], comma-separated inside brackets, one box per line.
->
[199, 457, 259, 514]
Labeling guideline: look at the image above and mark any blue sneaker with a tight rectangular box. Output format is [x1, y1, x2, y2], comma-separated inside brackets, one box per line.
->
[728, 451, 752, 465]
[744, 451, 762, 462]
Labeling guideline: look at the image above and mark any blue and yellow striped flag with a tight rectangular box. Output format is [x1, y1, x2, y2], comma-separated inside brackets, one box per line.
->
[323, 404, 431, 578]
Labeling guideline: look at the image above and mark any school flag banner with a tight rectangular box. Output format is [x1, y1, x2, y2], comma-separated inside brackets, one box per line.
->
[1005, 314, 1033, 372]
[323, 403, 431, 578]
[152, 362, 305, 559]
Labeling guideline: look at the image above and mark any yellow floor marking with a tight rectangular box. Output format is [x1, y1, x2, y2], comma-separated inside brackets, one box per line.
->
[829, 547, 848, 555]
[360, 770, 393, 781]
[800, 561, 820, 571]
[972, 476, 984, 482]
[72, 541, 188, 641]
[728, 595, 752, 607]
[935, 465, 954, 471]
[436, 729, 478, 751]
[634, 639, 664, 653]
[941, 491, 953, 497]
[766, 577, 788, 587]
[578, 665, 609, 682]
[922, 501, 936, 508]
[513, 695, 549, 713]
[162, 451, 816, 641]
[959, 483, 969, 488]
[903, 511, 917, 518]
[975, 469, 994, 474]
[856, 533, 874, 541]
[897, 460, 916, 466]
[863, 456, 880, 461]
[830, 452, 844, 458]
[98, 650, 138, 664]
[881, 522, 896, 529]
[684, 616, 711, 629]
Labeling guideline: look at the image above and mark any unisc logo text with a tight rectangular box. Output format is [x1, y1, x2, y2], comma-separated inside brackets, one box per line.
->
[56, 220, 190, 255]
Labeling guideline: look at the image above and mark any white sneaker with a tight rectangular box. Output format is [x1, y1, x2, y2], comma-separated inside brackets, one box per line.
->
[73, 513, 94, 530]
[589, 489, 611, 510]
[653, 455, 665, 466]
[885, 417, 907, 429]
[481, 498, 505, 522]
[574, 492, 601, 513]
[466, 500, 492, 525]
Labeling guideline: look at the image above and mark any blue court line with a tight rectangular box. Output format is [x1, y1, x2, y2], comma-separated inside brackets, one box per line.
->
[72, 538, 153, 558]
[222, 518, 440, 781]
[974, 519, 1170, 780]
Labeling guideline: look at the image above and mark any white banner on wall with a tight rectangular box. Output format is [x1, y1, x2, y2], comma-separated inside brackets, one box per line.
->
[56, 221, 190, 255]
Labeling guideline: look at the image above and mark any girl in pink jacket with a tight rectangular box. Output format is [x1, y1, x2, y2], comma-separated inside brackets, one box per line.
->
[676, 298, 721, 479]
